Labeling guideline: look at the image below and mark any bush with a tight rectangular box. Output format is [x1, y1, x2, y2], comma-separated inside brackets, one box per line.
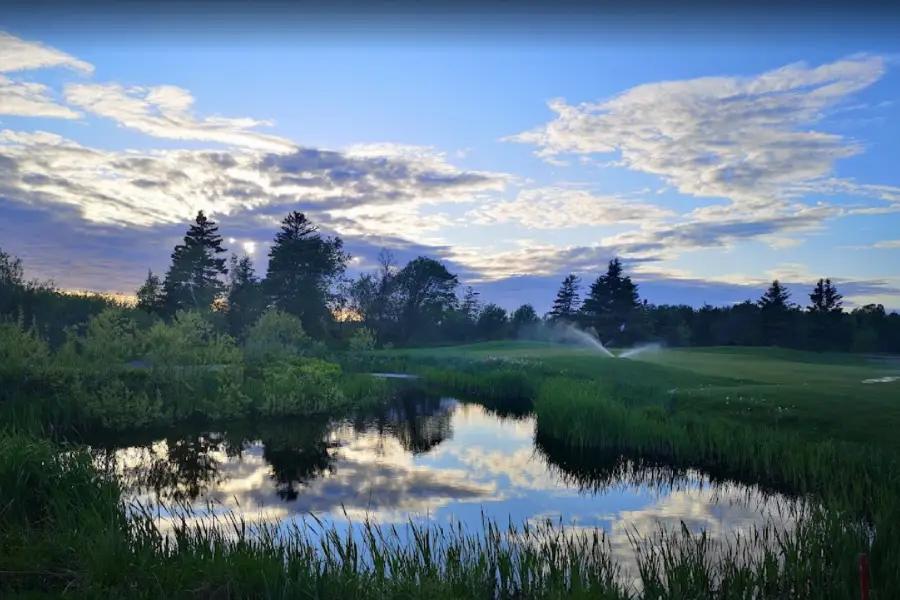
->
[348, 326, 377, 352]
[244, 309, 313, 363]
[0, 315, 51, 373]
[74, 307, 143, 365]
[142, 310, 241, 366]
[258, 358, 346, 416]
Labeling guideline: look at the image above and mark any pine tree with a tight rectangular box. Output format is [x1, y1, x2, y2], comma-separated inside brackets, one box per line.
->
[580, 258, 642, 342]
[265, 211, 348, 339]
[548, 274, 581, 321]
[809, 278, 843, 314]
[135, 269, 165, 315]
[226, 254, 265, 339]
[808, 278, 844, 351]
[162, 211, 229, 313]
[758, 280, 794, 346]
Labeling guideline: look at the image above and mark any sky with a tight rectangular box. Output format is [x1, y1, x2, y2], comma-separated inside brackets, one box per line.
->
[2, 19, 900, 314]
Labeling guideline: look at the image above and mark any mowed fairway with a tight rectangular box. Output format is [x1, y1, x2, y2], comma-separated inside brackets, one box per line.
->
[391, 342, 900, 452]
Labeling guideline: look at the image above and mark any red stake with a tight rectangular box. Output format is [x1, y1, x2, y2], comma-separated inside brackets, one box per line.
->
[859, 553, 869, 600]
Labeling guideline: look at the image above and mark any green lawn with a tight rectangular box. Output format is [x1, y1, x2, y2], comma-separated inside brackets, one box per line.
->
[386, 341, 900, 452]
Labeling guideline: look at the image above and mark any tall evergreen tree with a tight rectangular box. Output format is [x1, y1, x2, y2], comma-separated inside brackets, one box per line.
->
[808, 278, 843, 314]
[226, 254, 266, 339]
[808, 278, 843, 350]
[548, 274, 581, 321]
[580, 258, 642, 343]
[758, 280, 793, 346]
[162, 211, 229, 313]
[135, 269, 166, 315]
[265, 211, 348, 339]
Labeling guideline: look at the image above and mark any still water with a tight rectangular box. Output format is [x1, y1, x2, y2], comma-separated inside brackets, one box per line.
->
[88, 384, 802, 570]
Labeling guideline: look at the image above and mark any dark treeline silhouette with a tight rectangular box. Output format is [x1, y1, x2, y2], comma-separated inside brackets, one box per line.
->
[2, 212, 898, 353]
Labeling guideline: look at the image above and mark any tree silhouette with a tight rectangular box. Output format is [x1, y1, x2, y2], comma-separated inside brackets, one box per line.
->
[162, 211, 229, 313]
[808, 278, 844, 351]
[476, 303, 509, 340]
[265, 212, 348, 339]
[580, 259, 642, 343]
[135, 269, 165, 315]
[548, 274, 581, 321]
[511, 303, 540, 331]
[758, 280, 794, 346]
[226, 254, 265, 339]
[394, 256, 459, 344]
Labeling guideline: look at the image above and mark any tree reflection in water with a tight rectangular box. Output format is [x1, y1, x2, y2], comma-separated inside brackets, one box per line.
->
[89, 383, 457, 504]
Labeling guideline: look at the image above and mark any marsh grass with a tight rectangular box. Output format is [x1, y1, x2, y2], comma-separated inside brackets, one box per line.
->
[2, 431, 893, 599]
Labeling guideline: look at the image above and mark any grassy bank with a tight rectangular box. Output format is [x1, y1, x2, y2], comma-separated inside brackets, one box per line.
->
[4, 338, 900, 597]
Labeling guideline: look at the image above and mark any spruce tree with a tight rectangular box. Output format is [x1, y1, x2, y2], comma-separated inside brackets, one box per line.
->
[226, 254, 265, 339]
[265, 211, 348, 339]
[808, 278, 844, 351]
[548, 274, 581, 321]
[758, 280, 794, 346]
[580, 258, 641, 342]
[135, 269, 165, 315]
[162, 211, 229, 313]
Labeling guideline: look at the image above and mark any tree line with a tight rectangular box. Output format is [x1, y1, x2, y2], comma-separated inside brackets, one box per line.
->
[546, 259, 900, 354]
[1, 211, 898, 353]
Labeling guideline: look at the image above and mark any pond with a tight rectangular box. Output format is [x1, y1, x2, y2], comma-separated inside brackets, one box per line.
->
[87, 383, 804, 575]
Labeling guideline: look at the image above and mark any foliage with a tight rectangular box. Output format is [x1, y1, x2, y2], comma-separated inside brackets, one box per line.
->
[0, 314, 51, 372]
[579, 258, 643, 345]
[135, 269, 166, 315]
[510, 303, 540, 330]
[347, 326, 377, 352]
[162, 211, 229, 313]
[73, 307, 144, 365]
[256, 358, 346, 416]
[225, 253, 266, 339]
[393, 256, 459, 344]
[142, 310, 242, 367]
[265, 211, 349, 339]
[243, 308, 315, 364]
[548, 273, 581, 321]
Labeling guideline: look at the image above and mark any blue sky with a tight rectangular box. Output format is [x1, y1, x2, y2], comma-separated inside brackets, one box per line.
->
[2, 26, 900, 313]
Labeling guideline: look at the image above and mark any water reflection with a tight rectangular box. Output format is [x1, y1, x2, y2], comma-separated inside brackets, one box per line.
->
[89, 384, 803, 567]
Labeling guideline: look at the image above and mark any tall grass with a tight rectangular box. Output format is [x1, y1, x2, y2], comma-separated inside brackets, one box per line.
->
[1, 430, 892, 599]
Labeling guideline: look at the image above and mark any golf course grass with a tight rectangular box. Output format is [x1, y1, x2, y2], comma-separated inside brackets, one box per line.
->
[390, 341, 900, 451]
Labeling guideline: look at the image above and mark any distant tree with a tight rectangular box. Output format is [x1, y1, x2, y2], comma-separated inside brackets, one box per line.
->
[510, 303, 540, 331]
[265, 212, 349, 339]
[394, 256, 459, 344]
[0, 247, 24, 288]
[808, 278, 844, 351]
[580, 258, 642, 344]
[757, 280, 794, 346]
[548, 274, 581, 321]
[135, 269, 166, 315]
[457, 286, 482, 341]
[162, 211, 229, 313]
[476, 303, 509, 340]
[851, 304, 888, 353]
[226, 254, 266, 339]
[345, 248, 401, 343]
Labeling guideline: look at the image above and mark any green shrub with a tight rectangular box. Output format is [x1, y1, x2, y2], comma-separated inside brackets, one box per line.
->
[0, 315, 51, 373]
[348, 326, 377, 352]
[258, 358, 346, 416]
[243, 309, 312, 363]
[142, 310, 241, 366]
[76, 307, 143, 365]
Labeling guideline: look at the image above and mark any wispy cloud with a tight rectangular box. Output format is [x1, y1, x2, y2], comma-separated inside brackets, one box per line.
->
[466, 187, 676, 229]
[0, 32, 94, 118]
[64, 83, 299, 152]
